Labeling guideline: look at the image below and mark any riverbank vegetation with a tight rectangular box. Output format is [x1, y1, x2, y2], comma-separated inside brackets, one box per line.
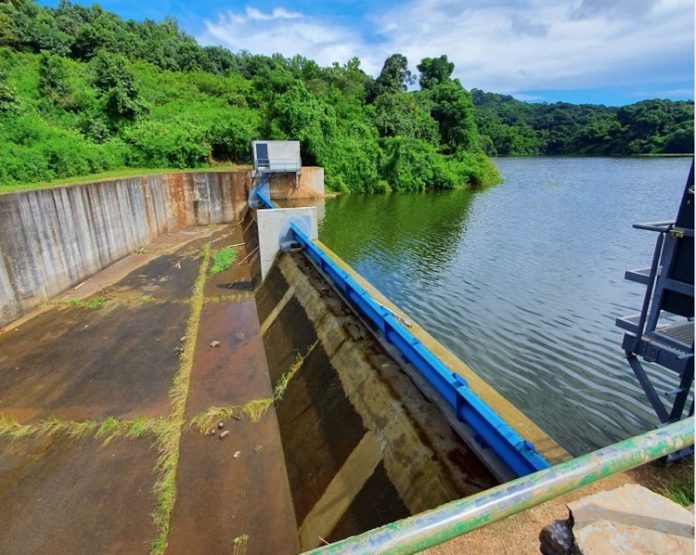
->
[472, 90, 693, 157]
[0, 1, 691, 192]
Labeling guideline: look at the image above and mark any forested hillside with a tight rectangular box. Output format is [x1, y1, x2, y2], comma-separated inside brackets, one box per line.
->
[0, 1, 691, 192]
[0, 0, 497, 191]
[472, 90, 693, 157]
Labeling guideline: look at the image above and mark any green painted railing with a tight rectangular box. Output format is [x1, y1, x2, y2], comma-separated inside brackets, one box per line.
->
[305, 418, 694, 554]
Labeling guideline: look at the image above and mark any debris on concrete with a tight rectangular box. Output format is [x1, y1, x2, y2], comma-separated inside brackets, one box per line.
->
[219, 430, 230, 440]
[233, 450, 241, 458]
[210, 340, 220, 348]
[217, 421, 224, 429]
[253, 444, 263, 453]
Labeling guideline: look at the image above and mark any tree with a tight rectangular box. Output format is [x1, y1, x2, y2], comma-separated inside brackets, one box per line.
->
[373, 92, 438, 143]
[90, 50, 146, 130]
[428, 81, 480, 153]
[367, 53, 414, 102]
[38, 52, 71, 106]
[417, 55, 454, 89]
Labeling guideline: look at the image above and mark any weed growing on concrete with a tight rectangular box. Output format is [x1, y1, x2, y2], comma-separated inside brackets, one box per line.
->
[206, 293, 254, 304]
[85, 295, 109, 309]
[240, 398, 273, 422]
[150, 243, 210, 555]
[232, 534, 249, 555]
[273, 339, 319, 401]
[210, 246, 237, 275]
[0, 413, 161, 444]
[188, 398, 274, 433]
[68, 295, 109, 309]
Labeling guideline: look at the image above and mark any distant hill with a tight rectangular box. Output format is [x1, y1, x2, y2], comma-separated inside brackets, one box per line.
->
[471, 89, 694, 156]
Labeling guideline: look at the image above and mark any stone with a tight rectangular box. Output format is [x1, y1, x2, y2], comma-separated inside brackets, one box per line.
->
[218, 430, 229, 440]
[210, 340, 220, 348]
[569, 484, 694, 555]
[539, 519, 573, 555]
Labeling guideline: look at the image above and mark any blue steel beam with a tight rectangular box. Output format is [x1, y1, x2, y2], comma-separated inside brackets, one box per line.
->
[254, 188, 549, 477]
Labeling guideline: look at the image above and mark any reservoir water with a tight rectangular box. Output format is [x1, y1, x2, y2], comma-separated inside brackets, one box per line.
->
[319, 157, 693, 455]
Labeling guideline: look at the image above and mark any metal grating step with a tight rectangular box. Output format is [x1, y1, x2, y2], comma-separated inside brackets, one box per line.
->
[653, 320, 695, 351]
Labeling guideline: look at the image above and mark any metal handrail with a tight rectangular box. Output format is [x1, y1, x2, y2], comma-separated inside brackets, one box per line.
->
[305, 417, 694, 555]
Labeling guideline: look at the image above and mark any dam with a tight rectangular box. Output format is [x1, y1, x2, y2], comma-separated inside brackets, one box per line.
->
[0, 152, 689, 554]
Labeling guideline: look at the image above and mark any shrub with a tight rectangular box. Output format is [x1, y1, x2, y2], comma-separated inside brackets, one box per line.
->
[122, 118, 209, 168]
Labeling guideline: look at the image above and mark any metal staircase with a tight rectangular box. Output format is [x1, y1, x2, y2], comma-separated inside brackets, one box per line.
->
[617, 162, 694, 428]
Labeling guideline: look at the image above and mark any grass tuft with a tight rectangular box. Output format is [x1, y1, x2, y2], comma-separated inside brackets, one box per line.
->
[68, 295, 109, 309]
[210, 246, 237, 275]
[0, 413, 160, 444]
[232, 534, 249, 555]
[149, 243, 210, 554]
[660, 467, 695, 507]
[273, 339, 319, 402]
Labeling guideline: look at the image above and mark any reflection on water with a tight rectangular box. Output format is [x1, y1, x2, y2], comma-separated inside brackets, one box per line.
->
[319, 157, 693, 455]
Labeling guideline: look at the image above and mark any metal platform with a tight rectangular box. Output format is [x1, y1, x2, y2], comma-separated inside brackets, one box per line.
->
[617, 162, 694, 425]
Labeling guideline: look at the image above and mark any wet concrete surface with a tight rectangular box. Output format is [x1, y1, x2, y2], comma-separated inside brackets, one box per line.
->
[327, 461, 410, 543]
[0, 222, 297, 554]
[273, 340, 366, 526]
[185, 299, 270, 416]
[167, 412, 298, 555]
[0, 434, 157, 554]
[0, 302, 188, 422]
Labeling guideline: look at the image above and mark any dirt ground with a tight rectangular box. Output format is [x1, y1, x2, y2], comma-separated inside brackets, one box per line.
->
[425, 458, 694, 555]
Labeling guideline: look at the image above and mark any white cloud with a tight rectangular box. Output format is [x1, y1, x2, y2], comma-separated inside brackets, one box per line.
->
[197, 0, 694, 95]
[199, 6, 365, 69]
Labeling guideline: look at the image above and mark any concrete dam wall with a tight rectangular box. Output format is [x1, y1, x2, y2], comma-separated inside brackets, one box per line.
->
[0, 168, 323, 326]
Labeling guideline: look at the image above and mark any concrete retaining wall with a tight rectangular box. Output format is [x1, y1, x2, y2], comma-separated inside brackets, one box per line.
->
[0, 168, 323, 326]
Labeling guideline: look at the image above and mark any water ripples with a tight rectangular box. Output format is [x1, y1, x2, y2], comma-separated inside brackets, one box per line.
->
[320, 157, 693, 455]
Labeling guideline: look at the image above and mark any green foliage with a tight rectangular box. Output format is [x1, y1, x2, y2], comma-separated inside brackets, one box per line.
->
[427, 81, 480, 153]
[471, 89, 694, 156]
[38, 52, 73, 108]
[0, 0, 688, 194]
[91, 50, 146, 130]
[373, 92, 438, 143]
[417, 55, 454, 89]
[70, 295, 109, 309]
[367, 53, 414, 101]
[210, 247, 237, 274]
[379, 137, 494, 191]
[122, 119, 208, 168]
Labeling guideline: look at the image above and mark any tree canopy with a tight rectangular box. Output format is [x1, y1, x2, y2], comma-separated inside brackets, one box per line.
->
[471, 89, 694, 156]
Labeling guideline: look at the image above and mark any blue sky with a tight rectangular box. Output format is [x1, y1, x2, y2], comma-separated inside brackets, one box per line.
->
[40, 0, 694, 106]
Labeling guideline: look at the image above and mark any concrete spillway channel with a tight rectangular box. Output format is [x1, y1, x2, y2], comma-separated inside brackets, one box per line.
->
[0, 169, 567, 554]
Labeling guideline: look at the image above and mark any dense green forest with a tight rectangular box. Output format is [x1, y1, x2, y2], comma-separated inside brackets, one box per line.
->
[0, 1, 692, 192]
[472, 90, 693, 157]
[0, 0, 497, 192]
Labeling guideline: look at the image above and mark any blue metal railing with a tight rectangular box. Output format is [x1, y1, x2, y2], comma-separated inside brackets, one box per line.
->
[253, 187, 550, 477]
